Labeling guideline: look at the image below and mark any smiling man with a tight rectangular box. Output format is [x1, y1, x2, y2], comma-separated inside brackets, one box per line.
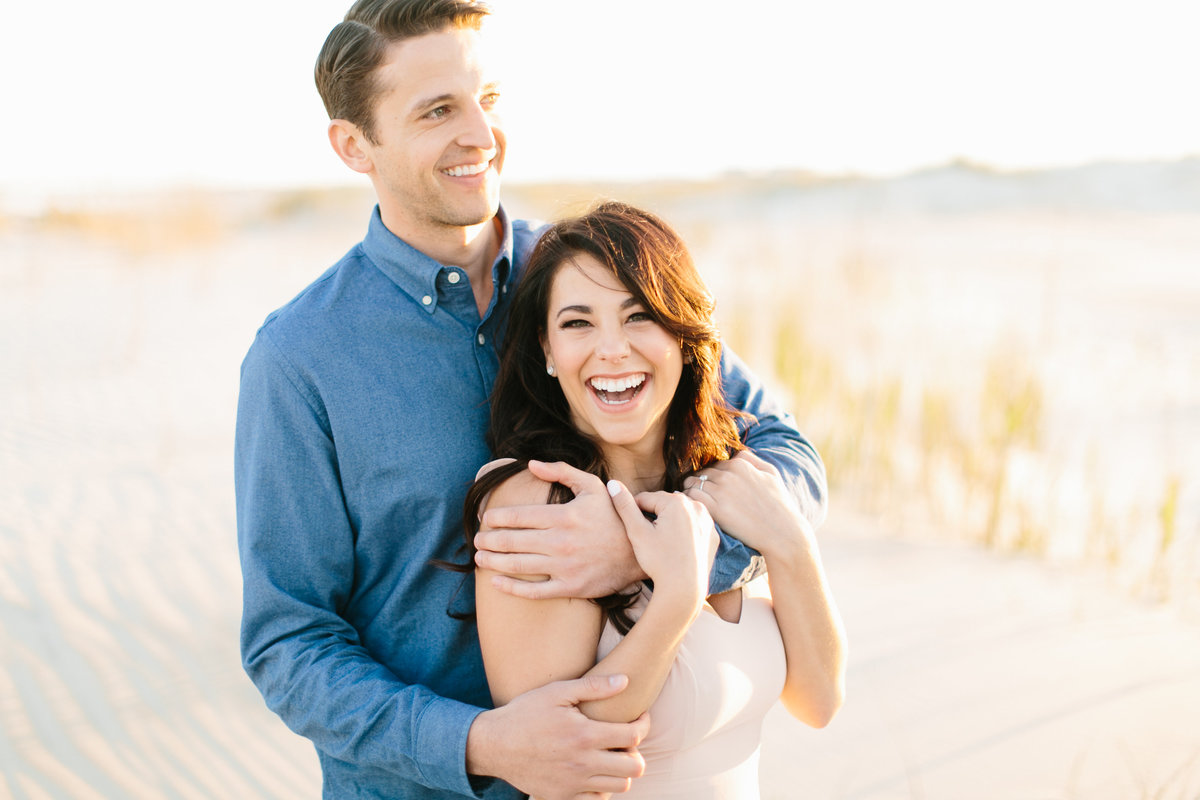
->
[234, 1, 827, 798]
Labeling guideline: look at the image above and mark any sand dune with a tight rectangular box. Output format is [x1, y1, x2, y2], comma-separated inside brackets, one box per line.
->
[2, 190, 1197, 798]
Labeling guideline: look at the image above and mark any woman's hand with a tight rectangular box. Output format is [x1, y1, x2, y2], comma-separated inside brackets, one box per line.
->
[607, 481, 717, 614]
[683, 450, 811, 558]
[687, 452, 847, 728]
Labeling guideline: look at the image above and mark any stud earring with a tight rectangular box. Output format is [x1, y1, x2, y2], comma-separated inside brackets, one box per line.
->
[547, 364, 556, 377]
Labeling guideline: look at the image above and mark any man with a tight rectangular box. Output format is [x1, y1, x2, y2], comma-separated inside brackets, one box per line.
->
[234, 1, 827, 798]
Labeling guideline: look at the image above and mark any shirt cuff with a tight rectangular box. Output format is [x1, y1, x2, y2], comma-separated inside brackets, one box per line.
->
[414, 696, 486, 796]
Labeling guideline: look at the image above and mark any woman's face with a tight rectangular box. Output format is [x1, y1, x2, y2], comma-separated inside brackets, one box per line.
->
[542, 253, 684, 459]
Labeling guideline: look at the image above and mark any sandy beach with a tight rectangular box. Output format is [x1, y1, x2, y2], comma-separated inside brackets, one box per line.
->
[2, 184, 1197, 798]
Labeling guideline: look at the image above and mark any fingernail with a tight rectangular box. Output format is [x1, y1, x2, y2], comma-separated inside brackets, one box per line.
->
[607, 480, 620, 497]
[608, 674, 625, 688]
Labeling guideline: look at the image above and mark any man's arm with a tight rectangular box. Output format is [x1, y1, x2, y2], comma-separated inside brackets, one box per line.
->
[236, 334, 482, 794]
[238, 333, 650, 796]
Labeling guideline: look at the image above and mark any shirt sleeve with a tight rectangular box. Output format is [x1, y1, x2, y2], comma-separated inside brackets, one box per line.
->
[707, 344, 828, 595]
[234, 330, 483, 797]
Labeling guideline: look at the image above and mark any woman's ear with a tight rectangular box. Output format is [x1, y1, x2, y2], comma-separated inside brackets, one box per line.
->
[540, 336, 557, 376]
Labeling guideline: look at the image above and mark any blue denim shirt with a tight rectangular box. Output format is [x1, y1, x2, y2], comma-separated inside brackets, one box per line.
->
[235, 206, 827, 799]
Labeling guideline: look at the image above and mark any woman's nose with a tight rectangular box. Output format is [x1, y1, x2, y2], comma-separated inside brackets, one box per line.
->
[596, 326, 630, 361]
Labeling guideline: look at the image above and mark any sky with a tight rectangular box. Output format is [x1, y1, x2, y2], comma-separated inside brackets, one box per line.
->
[3, 0, 1199, 199]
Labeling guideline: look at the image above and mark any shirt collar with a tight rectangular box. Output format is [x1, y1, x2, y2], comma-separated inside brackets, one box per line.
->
[361, 205, 515, 315]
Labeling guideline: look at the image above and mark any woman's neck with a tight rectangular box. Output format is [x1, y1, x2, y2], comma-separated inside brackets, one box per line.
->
[603, 444, 667, 495]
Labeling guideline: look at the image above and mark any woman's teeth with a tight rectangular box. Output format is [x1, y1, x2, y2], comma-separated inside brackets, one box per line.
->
[589, 375, 646, 392]
[589, 374, 646, 405]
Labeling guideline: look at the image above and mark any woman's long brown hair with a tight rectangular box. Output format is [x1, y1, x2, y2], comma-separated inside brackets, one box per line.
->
[449, 201, 746, 633]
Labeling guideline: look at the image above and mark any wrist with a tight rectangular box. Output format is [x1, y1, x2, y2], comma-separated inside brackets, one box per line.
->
[761, 527, 817, 573]
[647, 578, 704, 621]
[757, 506, 816, 560]
[465, 708, 501, 779]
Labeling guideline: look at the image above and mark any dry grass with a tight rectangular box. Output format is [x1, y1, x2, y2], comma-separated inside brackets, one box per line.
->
[34, 194, 227, 255]
[720, 259, 1196, 610]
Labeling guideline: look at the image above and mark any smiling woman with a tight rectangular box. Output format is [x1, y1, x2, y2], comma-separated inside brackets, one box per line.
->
[461, 201, 847, 799]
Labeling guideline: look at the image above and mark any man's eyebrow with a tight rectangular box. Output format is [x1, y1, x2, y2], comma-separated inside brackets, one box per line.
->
[411, 93, 454, 114]
[412, 82, 501, 114]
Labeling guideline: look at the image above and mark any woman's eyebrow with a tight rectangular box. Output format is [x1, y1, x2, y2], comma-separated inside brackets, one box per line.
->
[555, 304, 591, 319]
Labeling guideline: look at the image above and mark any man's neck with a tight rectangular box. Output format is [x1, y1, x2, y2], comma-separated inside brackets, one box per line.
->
[380, 208, 503, 286]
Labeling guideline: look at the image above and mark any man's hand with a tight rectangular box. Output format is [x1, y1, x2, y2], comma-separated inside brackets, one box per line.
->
[474, 461, 645, 599]
[467, 674, 650, 800]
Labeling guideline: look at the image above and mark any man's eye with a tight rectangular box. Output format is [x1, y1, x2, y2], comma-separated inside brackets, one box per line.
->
[426, 106, 450, 119]
[480, 92, 500, 108]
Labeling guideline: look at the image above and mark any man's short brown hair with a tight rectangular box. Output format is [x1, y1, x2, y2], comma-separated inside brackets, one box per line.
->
[315, 0, 490, 144]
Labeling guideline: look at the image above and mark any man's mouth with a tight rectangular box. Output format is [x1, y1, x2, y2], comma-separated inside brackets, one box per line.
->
[442, 151, 498, 177]
[589, 374, 647, 405]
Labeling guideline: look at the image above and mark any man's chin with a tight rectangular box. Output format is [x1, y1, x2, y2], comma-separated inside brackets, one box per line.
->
[445, 197, 501, 229]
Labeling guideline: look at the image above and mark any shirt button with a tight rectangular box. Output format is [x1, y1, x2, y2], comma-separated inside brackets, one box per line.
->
[501, 285, 507, 294]
[447, 271, 461, 284]
[422, 295, 433, 306]
[477, 334, 486, 345]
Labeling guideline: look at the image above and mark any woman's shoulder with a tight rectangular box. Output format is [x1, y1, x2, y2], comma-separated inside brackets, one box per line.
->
[478, 462, 555, 514]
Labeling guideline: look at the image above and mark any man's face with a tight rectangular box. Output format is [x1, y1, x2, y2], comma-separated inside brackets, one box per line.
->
[361, 26, 505, 237]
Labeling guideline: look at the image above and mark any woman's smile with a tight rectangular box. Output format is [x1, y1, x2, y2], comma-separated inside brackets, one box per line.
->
[588, 373, 649, 407]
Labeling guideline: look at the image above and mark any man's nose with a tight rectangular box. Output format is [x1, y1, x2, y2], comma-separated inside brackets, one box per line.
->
[457, 101, 497, 151]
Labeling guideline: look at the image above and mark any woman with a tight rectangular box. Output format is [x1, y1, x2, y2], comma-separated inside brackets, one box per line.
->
[465, 202, 846, 798]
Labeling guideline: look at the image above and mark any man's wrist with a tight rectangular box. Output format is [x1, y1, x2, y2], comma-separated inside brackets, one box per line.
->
[465, 707, 500, 780]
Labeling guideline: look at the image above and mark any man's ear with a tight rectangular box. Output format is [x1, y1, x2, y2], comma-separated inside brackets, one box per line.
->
[328, 120, 373, 174]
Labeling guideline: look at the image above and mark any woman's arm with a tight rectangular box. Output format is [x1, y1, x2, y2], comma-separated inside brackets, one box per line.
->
[689, 451, 847, 728]
[476, 472, 715, 723]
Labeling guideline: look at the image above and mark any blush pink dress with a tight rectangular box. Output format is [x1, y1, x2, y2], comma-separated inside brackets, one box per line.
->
[596, 576, 787, 799]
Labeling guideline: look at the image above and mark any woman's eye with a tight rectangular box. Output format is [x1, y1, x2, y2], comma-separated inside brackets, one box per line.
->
[561, 319, 589, 329]
[627, 311, 653, 323]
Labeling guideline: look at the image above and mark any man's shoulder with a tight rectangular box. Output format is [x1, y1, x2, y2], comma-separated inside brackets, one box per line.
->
[243, 241, 378, 370]
[256, 242, 372, 338]
[510, 217, 550, 265]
